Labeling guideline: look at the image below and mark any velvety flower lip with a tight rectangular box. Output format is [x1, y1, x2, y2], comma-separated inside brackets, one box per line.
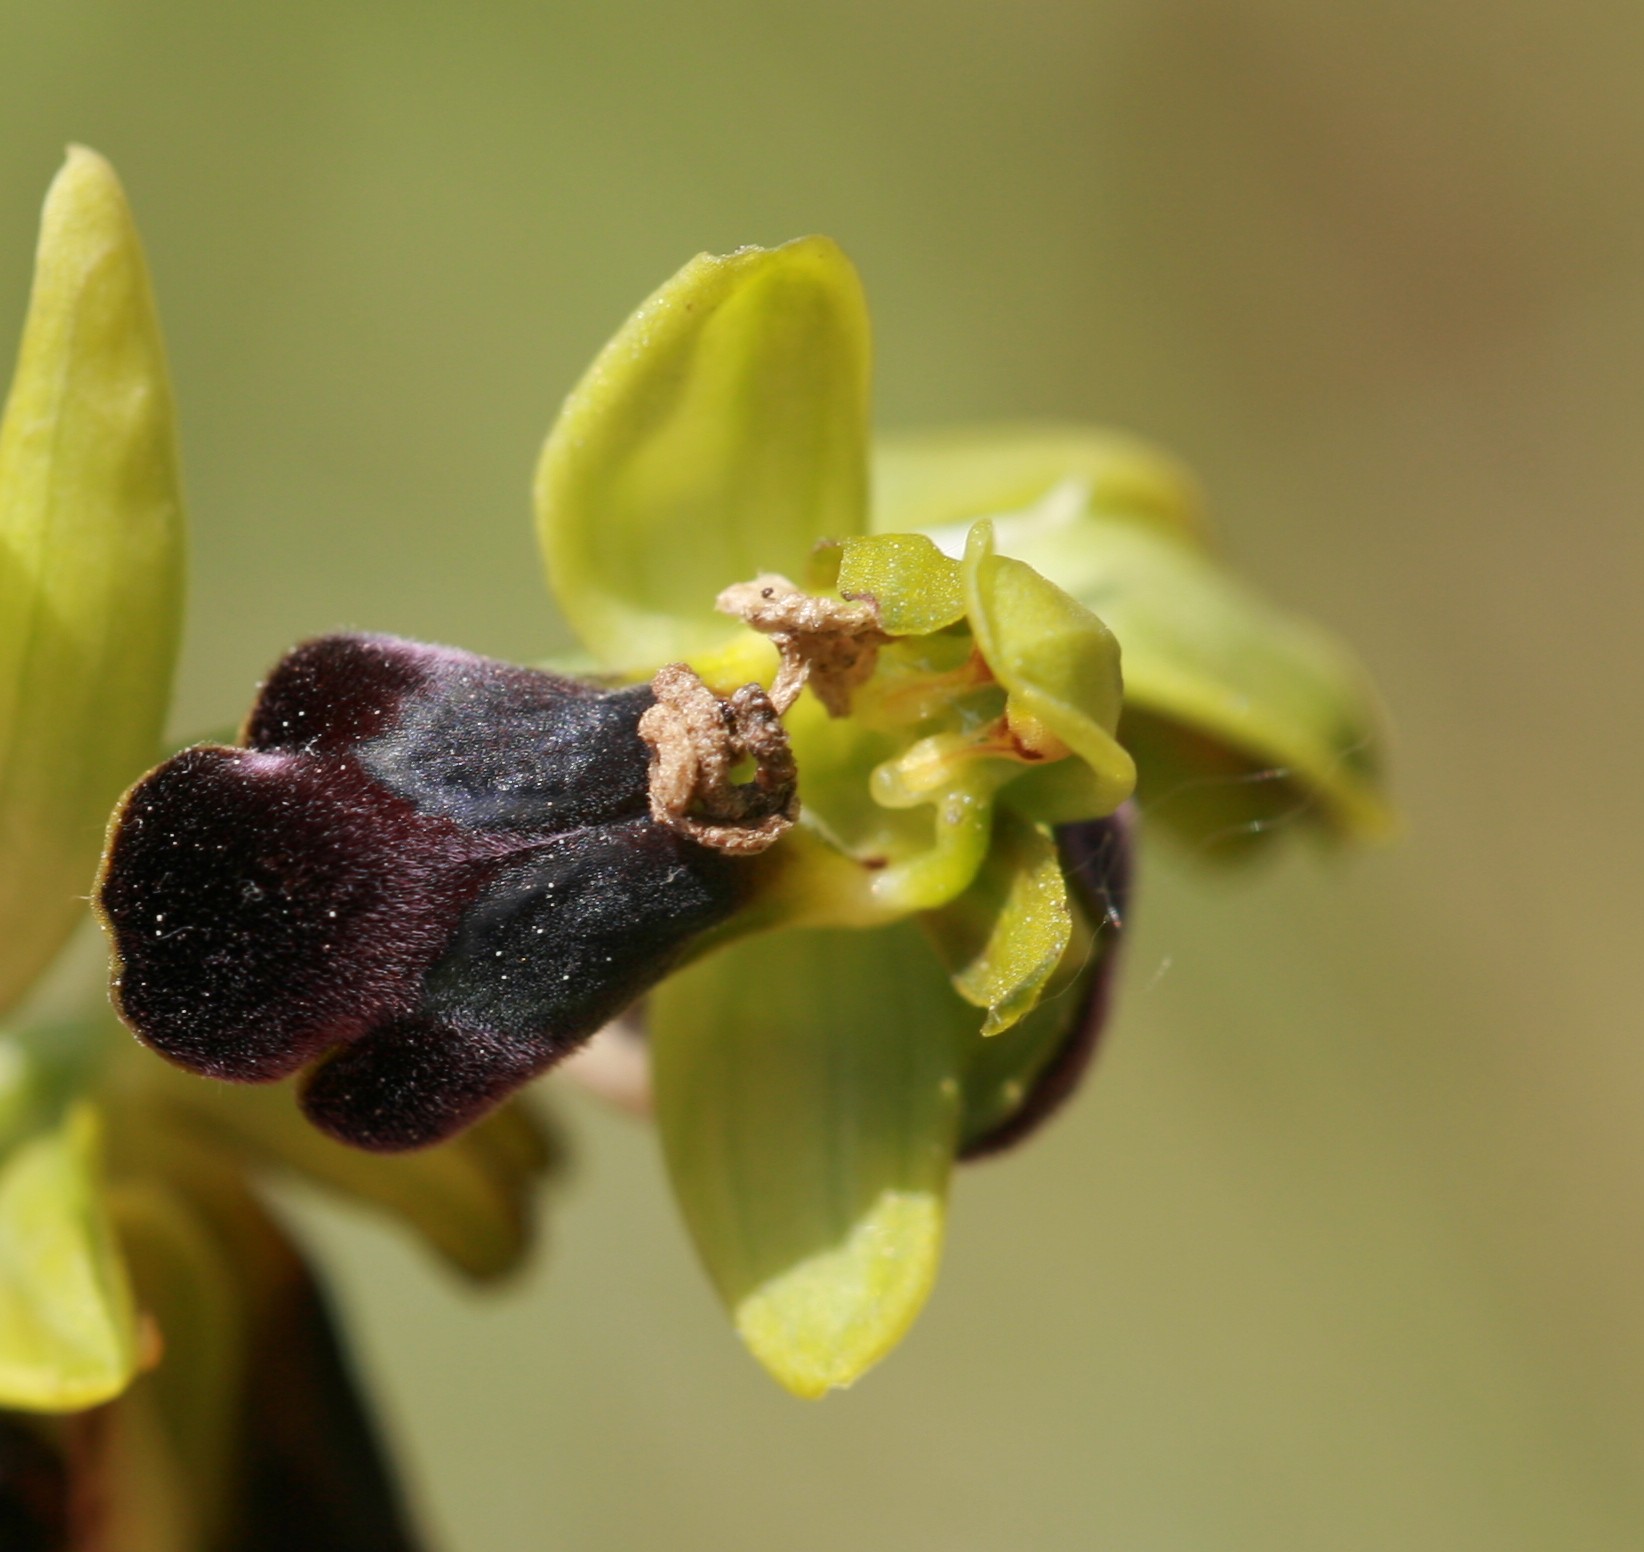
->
[96, 633, 747, 1151]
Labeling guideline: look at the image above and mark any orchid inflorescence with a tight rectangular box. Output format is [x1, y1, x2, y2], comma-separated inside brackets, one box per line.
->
[0, 150, 1388, 1542]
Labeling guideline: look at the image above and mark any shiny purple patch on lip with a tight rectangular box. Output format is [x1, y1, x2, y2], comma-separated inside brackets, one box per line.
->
[97, 634, 746, 1152]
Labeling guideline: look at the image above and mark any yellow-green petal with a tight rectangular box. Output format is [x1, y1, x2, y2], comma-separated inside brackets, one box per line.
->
[652, 924, 967, 1397]
[955, 814, 1131, 1153]
[873, 423, 1207, 545]
[0, 1079, 138, 1410]
[0, 148, 185, 1015]
[924, 811, 1072, 1036]
[961, 521, 1135, 812]
[535, 237, 870, 670]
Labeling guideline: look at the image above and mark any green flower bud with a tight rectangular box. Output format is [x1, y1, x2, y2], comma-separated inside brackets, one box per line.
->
[0, 148, 185, 1015]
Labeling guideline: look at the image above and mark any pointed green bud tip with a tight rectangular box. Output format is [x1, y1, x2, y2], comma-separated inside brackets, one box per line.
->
[0, 147, 186, 1015]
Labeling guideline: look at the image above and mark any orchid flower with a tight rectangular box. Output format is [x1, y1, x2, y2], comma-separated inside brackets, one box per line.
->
[93, 233, 1388, 1398]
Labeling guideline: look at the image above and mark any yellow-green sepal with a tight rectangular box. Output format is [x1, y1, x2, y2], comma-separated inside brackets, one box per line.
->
[873, 423, 1207, 545]
[0, 1032, 139, 1408]
[652, 923, 968, 1397]
[982, 505, 1392, 844]
[923, 811, 1072, 1036]
[961, 520, 1136, 812]
[535, 237, 871, 671]
[0, 149, 186, 1016]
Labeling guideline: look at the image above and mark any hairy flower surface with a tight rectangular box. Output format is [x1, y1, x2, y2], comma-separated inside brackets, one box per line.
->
[99, 634, 744, 1150]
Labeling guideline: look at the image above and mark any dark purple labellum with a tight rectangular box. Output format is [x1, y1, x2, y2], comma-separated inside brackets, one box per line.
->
[97, 635, 746, 1151]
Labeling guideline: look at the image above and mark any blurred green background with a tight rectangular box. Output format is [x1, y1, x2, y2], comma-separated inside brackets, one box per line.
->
[4, 2, 1642, 1547]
